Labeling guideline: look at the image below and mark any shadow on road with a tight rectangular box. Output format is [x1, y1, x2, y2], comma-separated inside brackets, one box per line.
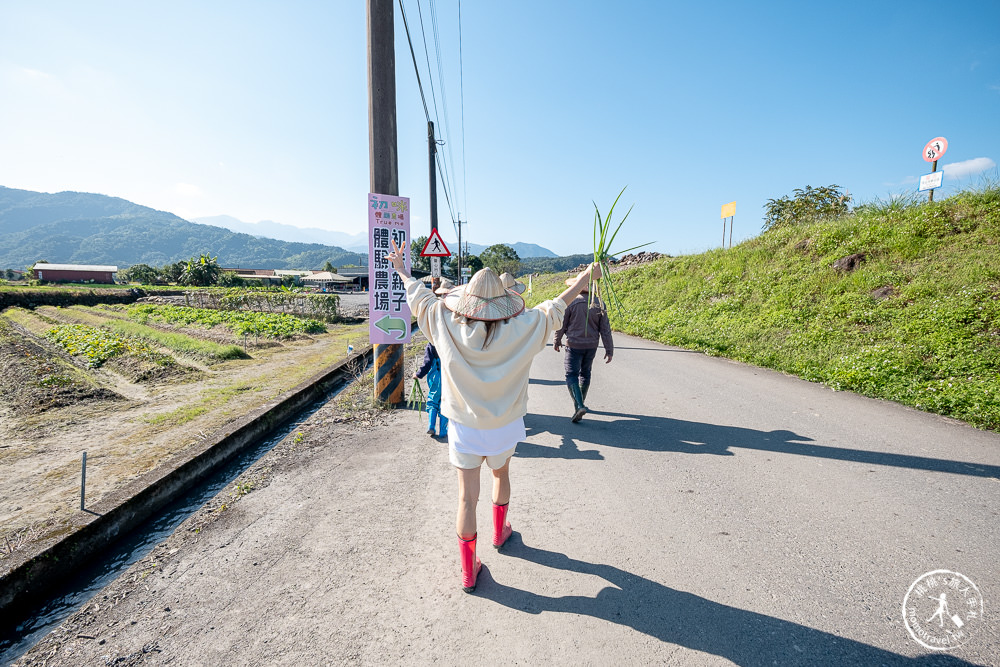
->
[520, 411, 1000, 480]
[527, 378, 566, 387]
[482, 537, 985, 667]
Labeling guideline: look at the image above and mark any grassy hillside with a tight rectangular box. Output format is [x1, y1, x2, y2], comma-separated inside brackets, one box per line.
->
[527, 186, 1000, 431]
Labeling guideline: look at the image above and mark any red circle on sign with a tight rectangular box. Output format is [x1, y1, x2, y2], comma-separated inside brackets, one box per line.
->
[923, 137, 948, 163]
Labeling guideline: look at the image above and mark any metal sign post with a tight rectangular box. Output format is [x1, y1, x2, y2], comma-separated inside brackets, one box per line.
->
[80, 451, 87, 510]
[720, 201, 736, 248]
[922, 137, 948, 203]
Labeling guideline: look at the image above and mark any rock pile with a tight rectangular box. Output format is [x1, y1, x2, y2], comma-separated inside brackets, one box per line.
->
[567, 251, 664, 274]
[613, 251, 663, 267]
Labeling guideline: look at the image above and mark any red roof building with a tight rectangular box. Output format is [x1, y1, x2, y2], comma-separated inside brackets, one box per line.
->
[33, 263, 118, 284]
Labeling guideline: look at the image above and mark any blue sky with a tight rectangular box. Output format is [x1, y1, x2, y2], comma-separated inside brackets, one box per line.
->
[1, 1, 998, 258]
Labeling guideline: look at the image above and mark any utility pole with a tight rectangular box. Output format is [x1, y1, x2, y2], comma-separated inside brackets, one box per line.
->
[428, 121, 438, 233]
[456, 218, 464, 282]
[367, 0, 404, 406]
[428, 121, 441, 287]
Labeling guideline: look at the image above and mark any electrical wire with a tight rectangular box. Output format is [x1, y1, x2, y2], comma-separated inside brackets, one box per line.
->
[398, 0, 463, 241]
[458, 0, 468, 224]
[398, 0, 431, 123]
[417, 1, 457, 222]
[430, 0, 458, 207]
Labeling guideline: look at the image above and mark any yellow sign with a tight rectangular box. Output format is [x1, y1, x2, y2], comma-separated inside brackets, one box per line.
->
[720, 201, 736, 219]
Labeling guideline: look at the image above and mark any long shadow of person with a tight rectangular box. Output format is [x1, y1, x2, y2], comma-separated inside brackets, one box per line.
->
[481, 537, 985, 667]
[519, 410, 774, 460]
[520, 410, 1000, 479]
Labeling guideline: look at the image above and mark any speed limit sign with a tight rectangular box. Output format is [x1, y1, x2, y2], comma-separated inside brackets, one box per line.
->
[923, 137, 948, 163]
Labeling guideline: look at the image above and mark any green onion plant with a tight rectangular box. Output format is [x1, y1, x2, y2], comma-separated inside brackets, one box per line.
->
[591, 186, 654, 314]
[407, 377, 426, 415]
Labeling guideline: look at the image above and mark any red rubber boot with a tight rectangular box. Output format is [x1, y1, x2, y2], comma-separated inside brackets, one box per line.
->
[492, 502, 512, 549]
[458, 534, 481, 593]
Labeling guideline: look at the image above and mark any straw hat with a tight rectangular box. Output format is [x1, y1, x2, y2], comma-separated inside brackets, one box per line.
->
[434, 277, 455, 294]
[499, 272, 526, 294]
[444, 268, 525, 321]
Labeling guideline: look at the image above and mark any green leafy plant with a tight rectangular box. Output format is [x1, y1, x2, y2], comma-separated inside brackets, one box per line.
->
[407, 378, 425, 414]
[592, 186, 654, 314]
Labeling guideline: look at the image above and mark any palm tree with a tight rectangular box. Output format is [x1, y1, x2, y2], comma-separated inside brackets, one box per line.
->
[180, 254, 222, 286]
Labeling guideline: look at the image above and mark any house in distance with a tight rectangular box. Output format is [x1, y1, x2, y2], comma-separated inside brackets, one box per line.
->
[32, 263, 118, 284]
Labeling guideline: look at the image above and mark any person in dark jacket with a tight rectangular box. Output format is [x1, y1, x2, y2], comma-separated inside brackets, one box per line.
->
[553, 278, 614, 422]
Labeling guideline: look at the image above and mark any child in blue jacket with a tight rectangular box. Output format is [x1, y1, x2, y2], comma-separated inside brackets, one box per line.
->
[412, 277, 454, 438]
[413, 341, 448, 437]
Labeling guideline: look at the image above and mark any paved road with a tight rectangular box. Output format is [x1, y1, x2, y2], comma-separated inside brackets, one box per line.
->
[15, 333, 1000, 665]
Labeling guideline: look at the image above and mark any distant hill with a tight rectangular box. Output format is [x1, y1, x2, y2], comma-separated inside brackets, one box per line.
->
[519, 253, 595, 273]
[194, 215, 558, 259]
[193, 215, 370, 250]
[403, 240, 557, 258]
[0, 187, 360, 270]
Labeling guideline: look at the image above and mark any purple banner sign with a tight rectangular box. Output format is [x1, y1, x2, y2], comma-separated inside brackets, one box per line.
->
[368, 193, 411, 344]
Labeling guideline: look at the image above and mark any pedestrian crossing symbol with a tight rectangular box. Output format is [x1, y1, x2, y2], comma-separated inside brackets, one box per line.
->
[420, 229, 451, 257]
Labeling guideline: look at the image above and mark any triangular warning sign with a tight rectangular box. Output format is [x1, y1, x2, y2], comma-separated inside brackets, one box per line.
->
[420, 229, 451, 257]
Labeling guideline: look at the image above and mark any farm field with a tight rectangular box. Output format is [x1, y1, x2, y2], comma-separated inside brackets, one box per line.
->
[0, 299, 369, 561]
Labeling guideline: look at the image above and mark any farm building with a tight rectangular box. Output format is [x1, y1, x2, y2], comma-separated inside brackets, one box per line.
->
[300, 271, 355, 291]
[335, 267, 370, 290]
[33, 263, 118, 283]
[224, 268, 283, 286]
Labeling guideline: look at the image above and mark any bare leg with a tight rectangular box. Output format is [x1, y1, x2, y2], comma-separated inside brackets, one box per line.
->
[491, 456, 511, 505]
[456, 466, 481, 539]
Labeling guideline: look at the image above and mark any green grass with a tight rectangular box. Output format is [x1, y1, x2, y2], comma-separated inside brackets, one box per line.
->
[43, 324, 167, 368]
[123, 303, 326, 338]
[40, 305, 247, 362]
[527, 184, 1000, 431]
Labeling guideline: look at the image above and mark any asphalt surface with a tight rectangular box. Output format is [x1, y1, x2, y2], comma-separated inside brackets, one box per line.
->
[13, 333, 1000, 666]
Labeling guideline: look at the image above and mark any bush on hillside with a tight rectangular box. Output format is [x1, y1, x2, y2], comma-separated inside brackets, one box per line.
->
[763, 185, 851, 232]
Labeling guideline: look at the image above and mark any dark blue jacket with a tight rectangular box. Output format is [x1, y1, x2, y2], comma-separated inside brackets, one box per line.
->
[414, 343, 440, 379]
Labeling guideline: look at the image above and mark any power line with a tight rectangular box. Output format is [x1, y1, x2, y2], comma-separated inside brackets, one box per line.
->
[417, 1, 457, 222]
[430, 0, 458, 206]
[397, 0, 430, 123]
[399, 1, 462, 235]
[458, 0, 468, 224]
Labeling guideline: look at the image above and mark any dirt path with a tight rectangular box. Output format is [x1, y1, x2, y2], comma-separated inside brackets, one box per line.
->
[0, 315, 370, 563]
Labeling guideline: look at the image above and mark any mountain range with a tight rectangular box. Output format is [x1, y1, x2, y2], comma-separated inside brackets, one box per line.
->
[0, 186, 557, 270]
[0, 187, 359, 270]
[191, 215, 557, 258]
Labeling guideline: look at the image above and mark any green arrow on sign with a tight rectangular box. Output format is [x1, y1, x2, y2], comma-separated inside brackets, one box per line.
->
[373, 314, 406, 340]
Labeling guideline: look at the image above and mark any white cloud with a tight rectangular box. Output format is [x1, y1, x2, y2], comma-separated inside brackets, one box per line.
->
[174, 183, 203, 197]
[18, 66, 53, 80]
[942, 157, 996, 179]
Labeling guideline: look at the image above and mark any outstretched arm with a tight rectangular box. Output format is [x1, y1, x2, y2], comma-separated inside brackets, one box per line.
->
[557, 263, 601, 306]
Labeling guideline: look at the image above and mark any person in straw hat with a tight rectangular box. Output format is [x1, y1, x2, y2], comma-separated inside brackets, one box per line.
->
[412, 278, 457, 438]
[553, 274, 614, 422]
[499, 271, 526, 294]
[386, 239, 599, 592]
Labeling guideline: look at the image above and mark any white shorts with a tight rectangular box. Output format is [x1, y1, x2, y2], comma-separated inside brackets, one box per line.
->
[448, 418, 525, 470]
[449, 445, 516, 470]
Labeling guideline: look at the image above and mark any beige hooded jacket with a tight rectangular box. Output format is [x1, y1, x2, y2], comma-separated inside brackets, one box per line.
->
[405, 276, 566, 429]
